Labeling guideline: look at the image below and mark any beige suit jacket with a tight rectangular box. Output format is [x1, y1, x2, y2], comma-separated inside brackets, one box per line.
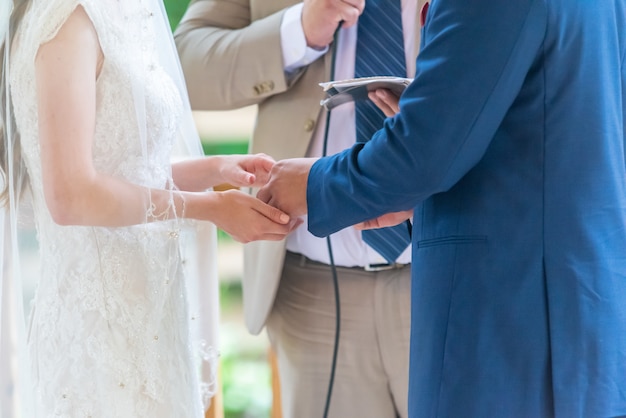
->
[175, 0, 425, 334]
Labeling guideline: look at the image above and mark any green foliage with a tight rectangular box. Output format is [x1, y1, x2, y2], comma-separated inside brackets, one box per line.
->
[219, 282, 272, 418]
[202, 139, 250, 157]
[221, 348, 272, 418]
[163, 0, 192, 31]
[219, 281, 244, 312]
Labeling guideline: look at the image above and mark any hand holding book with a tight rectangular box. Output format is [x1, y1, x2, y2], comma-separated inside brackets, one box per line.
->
[320, 76, 413, 110]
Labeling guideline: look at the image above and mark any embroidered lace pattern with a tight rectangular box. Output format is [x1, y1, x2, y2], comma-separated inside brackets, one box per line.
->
[9, 0, 208, 416]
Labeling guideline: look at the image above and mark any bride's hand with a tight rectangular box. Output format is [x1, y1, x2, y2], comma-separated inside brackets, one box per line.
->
[207, 189, 301, 243]
[218, 153, 276, 188]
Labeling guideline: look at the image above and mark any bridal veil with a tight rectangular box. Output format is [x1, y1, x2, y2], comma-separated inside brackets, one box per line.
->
[0, 0, 219, 415]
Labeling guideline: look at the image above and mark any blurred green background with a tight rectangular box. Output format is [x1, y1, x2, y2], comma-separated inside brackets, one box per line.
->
[164, 1, 272, 417]
[164, 0, 191, 31]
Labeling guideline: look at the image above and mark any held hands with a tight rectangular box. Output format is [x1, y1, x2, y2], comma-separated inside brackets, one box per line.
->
[255, 157, 411, 235]
[302, 0, 365, 49]
[207, 189, 299, 243]
[257, 158, 317, 218]
[214, 156, 316, 243]
[251, 88, 400, 236]
[211, 154, 303, 243]
[218, 153, 276, 188]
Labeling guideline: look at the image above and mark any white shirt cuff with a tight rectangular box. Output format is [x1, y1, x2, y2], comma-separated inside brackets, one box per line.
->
[280, 3, 329, 74]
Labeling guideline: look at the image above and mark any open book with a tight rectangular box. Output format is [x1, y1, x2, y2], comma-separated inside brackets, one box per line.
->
[320, 76, 413, 110]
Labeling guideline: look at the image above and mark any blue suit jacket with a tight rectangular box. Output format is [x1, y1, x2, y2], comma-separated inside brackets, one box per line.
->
[306, 0, 626, 416]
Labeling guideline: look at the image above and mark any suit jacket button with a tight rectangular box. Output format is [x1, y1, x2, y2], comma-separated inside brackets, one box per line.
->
[254, 81, 275, 95]
[304, 119, 315, 132]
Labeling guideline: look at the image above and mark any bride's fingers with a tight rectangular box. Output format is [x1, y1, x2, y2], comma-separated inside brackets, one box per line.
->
[253, 199, 291, 225]
[227, 169, 255, 187]
[254, 154, 276, 173]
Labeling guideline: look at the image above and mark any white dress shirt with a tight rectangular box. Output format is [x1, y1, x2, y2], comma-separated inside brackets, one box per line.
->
[280, 1, 417, 267]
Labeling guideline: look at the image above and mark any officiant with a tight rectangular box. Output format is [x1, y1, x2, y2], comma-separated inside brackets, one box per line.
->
[174, 0, 429, 416]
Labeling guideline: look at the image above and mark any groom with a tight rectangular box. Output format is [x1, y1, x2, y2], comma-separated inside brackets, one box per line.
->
[257, 0, 626, 416]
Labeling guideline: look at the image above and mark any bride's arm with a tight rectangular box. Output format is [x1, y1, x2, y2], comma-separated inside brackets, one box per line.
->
[36, 6, 291, 242]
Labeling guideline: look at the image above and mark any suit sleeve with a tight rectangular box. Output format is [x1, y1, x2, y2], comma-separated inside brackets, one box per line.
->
[174, 0, 290, 110]
[307, 0, 547, 237]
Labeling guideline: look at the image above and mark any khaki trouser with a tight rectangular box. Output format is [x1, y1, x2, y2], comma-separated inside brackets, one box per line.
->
[267, 251, 412, 418]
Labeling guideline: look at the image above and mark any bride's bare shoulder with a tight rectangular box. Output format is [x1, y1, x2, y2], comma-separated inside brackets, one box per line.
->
[35, 4, 103, 74]
[41, 5, 98, 47]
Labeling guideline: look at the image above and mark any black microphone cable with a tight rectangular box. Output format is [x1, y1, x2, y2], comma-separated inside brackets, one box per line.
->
[319, 19, 413, 418]
[321, 23, 342, 418]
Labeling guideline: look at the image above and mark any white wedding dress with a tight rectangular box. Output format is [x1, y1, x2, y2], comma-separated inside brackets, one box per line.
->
[9, 0, 206, 416]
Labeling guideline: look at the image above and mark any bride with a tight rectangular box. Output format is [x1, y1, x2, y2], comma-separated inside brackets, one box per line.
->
[1, 0, 294, 416]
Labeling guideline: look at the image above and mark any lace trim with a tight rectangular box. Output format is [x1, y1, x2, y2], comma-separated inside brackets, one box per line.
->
[197, 340, 220, 409]
[146, 188, 186, 223]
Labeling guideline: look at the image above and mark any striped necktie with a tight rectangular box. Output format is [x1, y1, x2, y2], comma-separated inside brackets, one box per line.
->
[354, 0, 411, 263]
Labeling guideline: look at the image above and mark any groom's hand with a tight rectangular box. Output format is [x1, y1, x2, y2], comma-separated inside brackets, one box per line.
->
[354, 210, 413, 230]
[257, 158, 317, 218]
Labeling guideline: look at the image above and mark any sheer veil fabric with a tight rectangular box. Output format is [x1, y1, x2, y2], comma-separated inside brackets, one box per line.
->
[2, 1, 33, 416]
[1, 0, 218, 416]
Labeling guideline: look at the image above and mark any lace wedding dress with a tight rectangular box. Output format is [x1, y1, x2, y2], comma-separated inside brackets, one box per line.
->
[9, 0, 207, 416]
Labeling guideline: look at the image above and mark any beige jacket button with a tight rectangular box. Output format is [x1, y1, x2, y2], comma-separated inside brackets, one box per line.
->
[304, 119, 315, 132]
[253, 81, 275, 95]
